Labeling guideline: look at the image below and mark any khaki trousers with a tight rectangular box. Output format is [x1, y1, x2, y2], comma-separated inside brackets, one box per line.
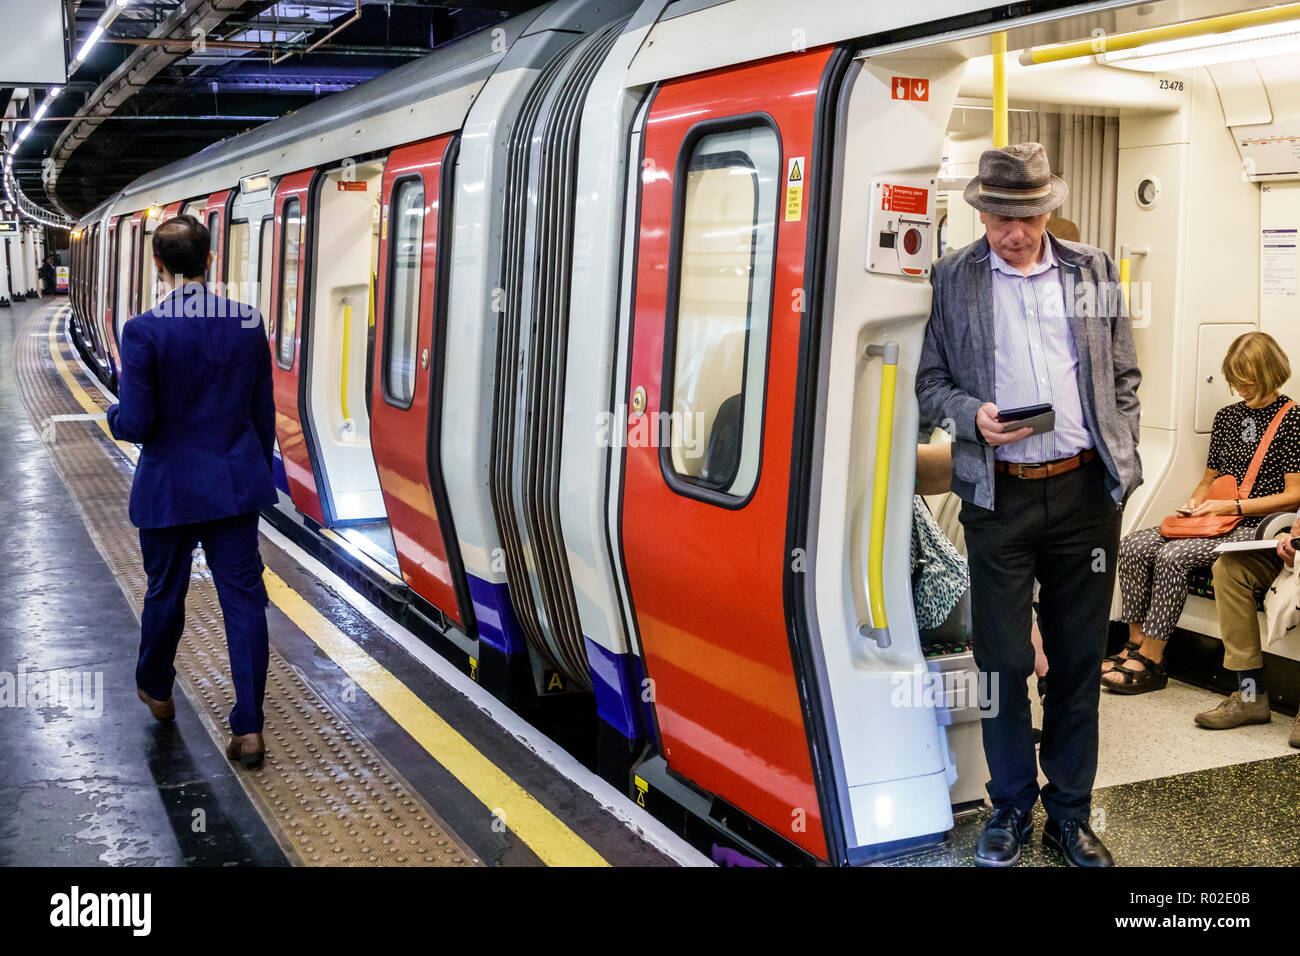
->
[1210, 550, 1284, 671]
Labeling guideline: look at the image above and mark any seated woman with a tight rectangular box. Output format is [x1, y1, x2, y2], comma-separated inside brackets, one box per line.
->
[1106, 331, 1300, 694]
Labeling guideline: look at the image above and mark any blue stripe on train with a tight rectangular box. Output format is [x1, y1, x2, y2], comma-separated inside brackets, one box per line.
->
[271, 449, 290, 495]
[584, 637, 652, 742]
[466, 574, 528, 656]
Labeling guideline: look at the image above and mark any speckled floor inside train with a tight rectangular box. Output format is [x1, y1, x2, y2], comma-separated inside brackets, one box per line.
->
[889, 684, 1300, 866]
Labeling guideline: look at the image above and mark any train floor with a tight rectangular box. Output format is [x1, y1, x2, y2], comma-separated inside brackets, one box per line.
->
[0, 297, 705, 867]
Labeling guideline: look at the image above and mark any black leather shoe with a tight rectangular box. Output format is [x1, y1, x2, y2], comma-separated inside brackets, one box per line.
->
[1043, 817, 1115, 867]
[975, 806, 1033, 867]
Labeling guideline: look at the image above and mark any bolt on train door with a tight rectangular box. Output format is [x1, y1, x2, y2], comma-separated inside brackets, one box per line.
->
[619, 47, 848, 862]
[369, 134, 473, 632]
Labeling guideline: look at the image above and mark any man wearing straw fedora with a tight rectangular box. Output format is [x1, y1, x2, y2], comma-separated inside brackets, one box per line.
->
[917, 143, 1142, 867]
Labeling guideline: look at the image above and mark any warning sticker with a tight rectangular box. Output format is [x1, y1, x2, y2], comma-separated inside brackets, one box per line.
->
[785, 155, 805, 222]
[337, 180, 367, 192]
[890, 76, 930, 101]
[881, 183, 929, 215]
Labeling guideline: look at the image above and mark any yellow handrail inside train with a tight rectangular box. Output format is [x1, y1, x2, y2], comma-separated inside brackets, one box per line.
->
[341, 301, 352, 422]
[992, 31, 1008, 148]
[1020, 3, 1300, 65]
[867, 342, 899, 634]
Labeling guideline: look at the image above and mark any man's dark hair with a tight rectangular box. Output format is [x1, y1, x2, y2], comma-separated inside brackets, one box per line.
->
[151, 214, 210, 279]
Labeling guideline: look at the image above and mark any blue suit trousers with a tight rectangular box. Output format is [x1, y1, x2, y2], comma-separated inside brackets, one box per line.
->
[136, 511, 270, 736]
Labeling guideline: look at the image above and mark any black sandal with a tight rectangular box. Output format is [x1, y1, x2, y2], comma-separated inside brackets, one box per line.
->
[1100, 641, 1141, 674]
[1101, 649, 1168, 695]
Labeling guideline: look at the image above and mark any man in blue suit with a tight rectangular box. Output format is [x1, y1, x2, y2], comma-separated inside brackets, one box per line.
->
[107, 214, 278, 769]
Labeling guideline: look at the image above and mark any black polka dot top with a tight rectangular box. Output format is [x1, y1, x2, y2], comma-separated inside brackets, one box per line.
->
[1206, 394, 1300, 524]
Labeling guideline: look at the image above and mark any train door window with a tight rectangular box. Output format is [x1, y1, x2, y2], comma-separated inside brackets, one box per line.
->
[227, 219, 250, 303]
[665, 124, 779, 500]
[276, 197, 302, 369]
[257, 216, 273, 336]
[206, 211, 220, 284]
[383, 177, 424, 407]
[116, 218, 133, 323]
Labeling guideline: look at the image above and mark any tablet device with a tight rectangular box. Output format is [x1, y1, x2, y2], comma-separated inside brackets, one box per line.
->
[996, 403, 1052, 423]
[996, 409, 1055, 436]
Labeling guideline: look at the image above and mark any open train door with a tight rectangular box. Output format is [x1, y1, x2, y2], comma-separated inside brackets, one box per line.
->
[368, 135, 473, 631]
[268, 170, 327, 525]
[619, 47, 851, 863]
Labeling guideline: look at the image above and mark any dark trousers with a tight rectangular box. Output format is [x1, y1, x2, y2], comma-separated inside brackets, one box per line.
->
[959, 456, 1122, 822]
[136, 512, 270, 736]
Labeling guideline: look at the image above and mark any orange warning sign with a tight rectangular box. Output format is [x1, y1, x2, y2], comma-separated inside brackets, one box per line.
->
[890, 76, 929, 101]
[881, 183, 929, 215]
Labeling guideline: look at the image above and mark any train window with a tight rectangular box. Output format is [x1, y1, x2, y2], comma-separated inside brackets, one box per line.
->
[116, 218, 132, 324]
[257, 216, 273, 337]
[206, 211, 220, 285]
[382, 177, 424, 408]
[137, 208, 160, 312]
[276, 198, 302, 369]
[227, 219, 250, 304]
[664, 124, 779, 501]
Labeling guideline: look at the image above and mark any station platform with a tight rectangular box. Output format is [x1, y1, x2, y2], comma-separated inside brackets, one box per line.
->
[5, 295, 1299, 867]
[1, 298, 707, 868]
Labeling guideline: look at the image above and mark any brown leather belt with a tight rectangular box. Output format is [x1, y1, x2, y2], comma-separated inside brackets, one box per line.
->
[994, 447, 1097, 480]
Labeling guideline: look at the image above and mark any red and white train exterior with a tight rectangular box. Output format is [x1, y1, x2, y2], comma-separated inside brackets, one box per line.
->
[67, 0, 1089, 864]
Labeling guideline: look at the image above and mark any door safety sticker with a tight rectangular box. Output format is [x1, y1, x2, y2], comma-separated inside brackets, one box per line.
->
[785, 156, 805, 222]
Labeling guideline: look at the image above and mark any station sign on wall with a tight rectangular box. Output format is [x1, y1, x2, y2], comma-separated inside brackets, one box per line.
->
[0, 0, 67, 85]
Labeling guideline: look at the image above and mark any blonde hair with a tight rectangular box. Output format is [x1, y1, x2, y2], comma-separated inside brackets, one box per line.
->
[1222, 331, 1291, 397]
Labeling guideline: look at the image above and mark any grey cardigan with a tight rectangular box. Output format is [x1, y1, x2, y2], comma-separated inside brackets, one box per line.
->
[915, 234, 1142, 510]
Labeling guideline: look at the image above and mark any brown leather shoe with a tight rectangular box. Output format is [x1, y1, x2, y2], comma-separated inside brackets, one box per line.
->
[225, 732, 266, 769]
[137, 687, 175, 721]
[1194, 690, 1271, 730]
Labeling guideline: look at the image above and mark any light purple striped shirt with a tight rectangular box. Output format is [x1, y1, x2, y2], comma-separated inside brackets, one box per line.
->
[989, 241, 1094, 463]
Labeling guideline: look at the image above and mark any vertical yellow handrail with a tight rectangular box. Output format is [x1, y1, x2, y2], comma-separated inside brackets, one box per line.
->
[861, 341, 899, 650]
[340, 300, 352, 423]
[992, 31, 1008, 148]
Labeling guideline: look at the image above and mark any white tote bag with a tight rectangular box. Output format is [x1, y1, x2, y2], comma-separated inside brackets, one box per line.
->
[1263, 559, 1300, 648]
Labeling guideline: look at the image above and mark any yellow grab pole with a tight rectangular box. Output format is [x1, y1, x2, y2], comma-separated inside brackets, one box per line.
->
[862, 342, 899, 649]
[992, 31, 1008, 148]
[340, 301, 352, 422]
[1020, 3, 1300, 65]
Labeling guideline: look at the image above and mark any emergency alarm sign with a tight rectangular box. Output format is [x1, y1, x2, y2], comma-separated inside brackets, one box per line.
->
[866, 175, 935, 278]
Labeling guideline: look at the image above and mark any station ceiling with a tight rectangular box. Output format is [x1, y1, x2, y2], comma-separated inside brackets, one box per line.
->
[6, 0, 541, 218]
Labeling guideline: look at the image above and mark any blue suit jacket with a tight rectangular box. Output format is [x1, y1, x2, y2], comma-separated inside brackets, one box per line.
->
[107, 285, 278, 529]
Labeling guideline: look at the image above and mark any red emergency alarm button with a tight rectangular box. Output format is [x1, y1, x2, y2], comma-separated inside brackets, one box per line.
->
[902, 227, 922, 256]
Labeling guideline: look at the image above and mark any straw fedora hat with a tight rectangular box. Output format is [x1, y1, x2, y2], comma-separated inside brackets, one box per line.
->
[963, 142, 1068, 218]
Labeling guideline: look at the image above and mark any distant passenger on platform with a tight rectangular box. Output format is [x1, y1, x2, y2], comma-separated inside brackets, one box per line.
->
[917, 142, 1142, 868]
[1110, 332, 1300, 699]
[39, 255, 56, 297]
[106, 214, 277, 770]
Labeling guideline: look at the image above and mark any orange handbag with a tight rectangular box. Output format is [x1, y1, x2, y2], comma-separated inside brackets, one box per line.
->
[1160, 400, 1297, 539]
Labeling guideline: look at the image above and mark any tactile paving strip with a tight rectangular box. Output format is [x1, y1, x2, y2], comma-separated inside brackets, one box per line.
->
[15, 312, 478, 867]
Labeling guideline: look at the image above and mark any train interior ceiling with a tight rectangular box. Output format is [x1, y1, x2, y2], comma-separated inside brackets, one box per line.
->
[59, 0, 1300, 866]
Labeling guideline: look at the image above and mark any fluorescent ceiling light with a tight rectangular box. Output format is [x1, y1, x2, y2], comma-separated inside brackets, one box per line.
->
[1098, 19, 1300, 72]
[74, 24, 105, 63]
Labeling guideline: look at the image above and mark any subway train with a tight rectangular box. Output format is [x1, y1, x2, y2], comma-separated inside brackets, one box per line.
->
[65, 0, 1300, 865]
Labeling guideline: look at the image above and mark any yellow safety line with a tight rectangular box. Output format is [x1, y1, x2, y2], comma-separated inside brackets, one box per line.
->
[45, 310, 608, 868]
[264, 573, 607, 867]
[47, 315, 139, 464]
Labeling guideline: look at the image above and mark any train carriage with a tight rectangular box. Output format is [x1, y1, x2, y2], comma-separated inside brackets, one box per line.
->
[66, 0, 1300, 865]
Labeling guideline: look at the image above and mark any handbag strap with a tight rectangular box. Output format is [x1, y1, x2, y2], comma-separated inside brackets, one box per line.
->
[1239, 400, 1297, 497]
